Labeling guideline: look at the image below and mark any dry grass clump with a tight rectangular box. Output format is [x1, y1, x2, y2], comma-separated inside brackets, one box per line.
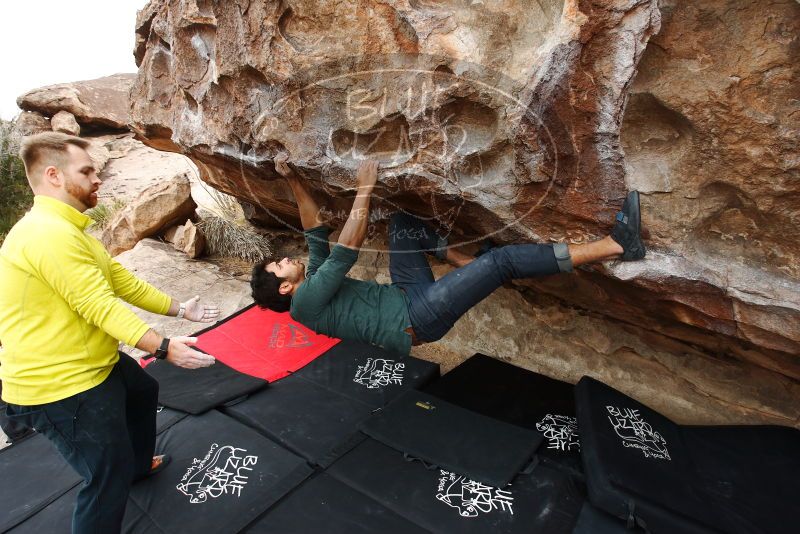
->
[196, 185, 272, 262]
[197, 215, 272, 262]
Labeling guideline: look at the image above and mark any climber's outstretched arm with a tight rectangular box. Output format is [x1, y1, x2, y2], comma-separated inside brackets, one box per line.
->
[338, 159, 378, 251]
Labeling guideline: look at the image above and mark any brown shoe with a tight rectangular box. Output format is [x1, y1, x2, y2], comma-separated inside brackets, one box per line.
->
[147, 454, 171, 477]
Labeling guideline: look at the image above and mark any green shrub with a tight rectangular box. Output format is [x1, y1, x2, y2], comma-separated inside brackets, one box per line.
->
[85, 198, 126, 229]
[0, 120, 33, 245]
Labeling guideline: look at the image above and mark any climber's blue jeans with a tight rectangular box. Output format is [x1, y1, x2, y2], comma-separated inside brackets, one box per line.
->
[388, 212, 573, 343]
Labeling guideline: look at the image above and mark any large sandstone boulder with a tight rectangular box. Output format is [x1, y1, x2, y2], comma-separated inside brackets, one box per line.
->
[130, 0, 661, 236]
[103, 173, 197, 255]
[129, 0, 800, 423]
[523, 0, 800, 379]
[17, 73, 135, 130]
[94, 134, 199, 202]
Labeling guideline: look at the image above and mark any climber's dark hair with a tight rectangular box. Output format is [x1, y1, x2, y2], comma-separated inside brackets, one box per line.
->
[251, 258, 292, 313]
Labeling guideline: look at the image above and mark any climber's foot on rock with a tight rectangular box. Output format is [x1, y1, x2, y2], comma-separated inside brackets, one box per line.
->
[610, 190, 646, 261]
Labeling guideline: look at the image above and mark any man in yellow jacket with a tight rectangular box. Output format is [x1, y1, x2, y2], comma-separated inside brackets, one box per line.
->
[0, 132, 218, 533]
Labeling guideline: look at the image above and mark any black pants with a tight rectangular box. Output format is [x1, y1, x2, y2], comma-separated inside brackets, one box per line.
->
[5, 353, 158, 534]
[0, 381, 33, 442]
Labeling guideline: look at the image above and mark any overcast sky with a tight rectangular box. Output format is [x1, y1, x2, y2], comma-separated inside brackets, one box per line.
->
[0, 0, 149, 120]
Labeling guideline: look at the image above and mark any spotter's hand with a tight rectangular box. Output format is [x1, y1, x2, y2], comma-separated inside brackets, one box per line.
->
[182, 295, 220, 323]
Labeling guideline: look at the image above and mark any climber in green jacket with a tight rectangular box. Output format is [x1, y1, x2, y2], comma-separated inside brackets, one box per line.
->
[251, 155, 644, 355]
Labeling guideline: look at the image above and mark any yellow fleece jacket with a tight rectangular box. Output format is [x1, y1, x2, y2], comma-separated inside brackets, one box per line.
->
[0, 196, 171, 405]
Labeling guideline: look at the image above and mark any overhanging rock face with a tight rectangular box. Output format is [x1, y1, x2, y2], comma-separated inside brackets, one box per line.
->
[130, 0, 800, 423]
[131, 0, 661, 237]
[522, 0, 800, 385]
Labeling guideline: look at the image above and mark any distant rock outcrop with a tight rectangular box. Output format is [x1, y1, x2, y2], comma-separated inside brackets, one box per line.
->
[12, 73, 203, 256]
[17, 73, 135, 130]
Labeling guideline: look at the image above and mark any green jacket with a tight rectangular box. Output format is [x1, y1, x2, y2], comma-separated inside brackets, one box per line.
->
[290, 226, 412, 355]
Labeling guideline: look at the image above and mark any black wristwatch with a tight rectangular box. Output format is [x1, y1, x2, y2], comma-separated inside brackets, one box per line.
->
[154, 337, 170, 360]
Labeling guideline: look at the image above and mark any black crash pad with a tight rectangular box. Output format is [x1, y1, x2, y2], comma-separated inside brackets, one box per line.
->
[0, 433, 82, 532]
[223, 346, 439, 468]
[222, 375, 372, 467]
[7, 485, 78, 534]
[327, 437, 584, 534]
[292, 340, 440, 407]
[155, 405, 188, 435]
[145, 358, 268, 415]
[571, 502, 634, 534]
[244, 472, 430, 534]
[576, 376, 800, 534]
[123, 410, 313, 534]
[424, 353, 582, 474]
[360, 390, 542, 488]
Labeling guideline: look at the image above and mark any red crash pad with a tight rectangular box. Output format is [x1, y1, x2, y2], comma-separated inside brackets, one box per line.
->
[143, 304, 340, 382]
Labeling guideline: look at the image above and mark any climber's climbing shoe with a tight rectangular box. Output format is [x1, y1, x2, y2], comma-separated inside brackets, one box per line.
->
[610, 191, 646, 261]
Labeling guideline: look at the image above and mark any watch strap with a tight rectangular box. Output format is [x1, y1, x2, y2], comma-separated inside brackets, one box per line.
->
[154, 337, 170, 360]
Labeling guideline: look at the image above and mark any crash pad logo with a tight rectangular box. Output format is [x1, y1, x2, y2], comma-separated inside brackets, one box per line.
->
[177, 443, 259, 504]
[536, 414, 580, 452]
[436, 470, 514, 518]
[353, 357, 405, 389]
[606, 406, 671, 460]
[268, 323, 312, 349]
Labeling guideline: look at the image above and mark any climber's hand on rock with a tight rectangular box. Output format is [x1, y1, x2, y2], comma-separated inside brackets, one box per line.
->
[356, 159, 378, 193]
[275, 152, 295, 179]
